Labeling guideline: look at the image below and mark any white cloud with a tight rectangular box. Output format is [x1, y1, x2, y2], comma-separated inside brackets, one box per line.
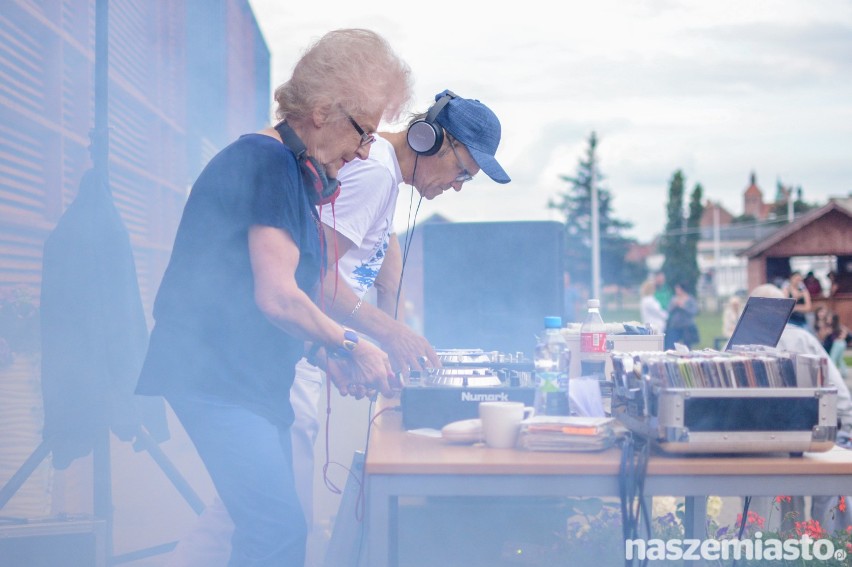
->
[248, 0, 852, 241]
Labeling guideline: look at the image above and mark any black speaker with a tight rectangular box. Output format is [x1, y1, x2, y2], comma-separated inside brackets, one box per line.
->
[422, 221, 565, 356]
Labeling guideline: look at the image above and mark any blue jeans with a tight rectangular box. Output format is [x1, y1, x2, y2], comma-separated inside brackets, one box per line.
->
[167, 391, 307, 567]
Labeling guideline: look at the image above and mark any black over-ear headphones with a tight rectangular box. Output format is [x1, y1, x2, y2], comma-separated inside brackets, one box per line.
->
[406, 90, 458, 156]
[274, 121, 340, 206]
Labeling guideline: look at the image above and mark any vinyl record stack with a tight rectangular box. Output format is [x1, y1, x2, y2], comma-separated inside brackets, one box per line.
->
[610, 348, 837, 455]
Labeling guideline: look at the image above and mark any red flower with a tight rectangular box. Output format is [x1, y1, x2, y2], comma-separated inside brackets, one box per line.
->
[794, 519, 826, 539]
[775, 495, 792, 503]
[735, 511, 766, 530]
[839, 496, 847, 513]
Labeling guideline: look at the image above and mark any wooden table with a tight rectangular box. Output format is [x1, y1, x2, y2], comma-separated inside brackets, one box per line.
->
[365, 410, 852, 567]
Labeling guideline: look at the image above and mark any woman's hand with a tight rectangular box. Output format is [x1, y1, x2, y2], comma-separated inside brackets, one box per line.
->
[347, 340, 396, 398]
[323, 354, 356, 397]
[307, 340, 400, 400]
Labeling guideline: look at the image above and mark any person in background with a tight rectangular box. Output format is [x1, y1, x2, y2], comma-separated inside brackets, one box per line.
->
[804, 270, 823, 298]
[782, 271, 812, 329]
[663, 281, 699, 350]
[814, 305, 832, 348]
[652, 271, 672, 311]
[825, 313, 850, 381]
[136, 28, 413, 566]
[639, 279, 667, 334]
[747, 284, 852, 532]
[721, 293, 744, 340]
[828, 270, 841, 297]
[167, 88, 511, 566]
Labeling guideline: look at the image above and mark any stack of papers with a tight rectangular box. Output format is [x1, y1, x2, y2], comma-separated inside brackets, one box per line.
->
[517, 416, 616, 452]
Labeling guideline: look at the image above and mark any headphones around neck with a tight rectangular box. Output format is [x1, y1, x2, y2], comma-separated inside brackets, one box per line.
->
[274, 121, 340, 206]
[406, 90, 458, 156]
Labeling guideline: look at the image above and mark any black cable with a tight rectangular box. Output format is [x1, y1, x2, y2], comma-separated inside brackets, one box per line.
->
[637, 441, 652, 543]
[737, 496, 752, 539]
[731, 496, 752, 567]
[394, 156, 424, 320]
[354, 398, 376, 565]
[619, 433, 650, 567]
[619, 434, 634, 543]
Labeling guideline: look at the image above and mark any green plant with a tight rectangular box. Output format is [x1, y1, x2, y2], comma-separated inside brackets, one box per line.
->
[0, 286, 40, 367]
[704, 497, 852, 566]
[556, 497, 624, 565]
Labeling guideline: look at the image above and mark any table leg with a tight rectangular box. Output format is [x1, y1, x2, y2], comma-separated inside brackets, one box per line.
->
[367, 477, 393, 567]
[683, 496, 707, 539]
[389, 495, 398, 567]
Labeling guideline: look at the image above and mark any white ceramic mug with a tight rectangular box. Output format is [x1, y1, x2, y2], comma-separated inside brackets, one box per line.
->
[478, 401, 535, 449]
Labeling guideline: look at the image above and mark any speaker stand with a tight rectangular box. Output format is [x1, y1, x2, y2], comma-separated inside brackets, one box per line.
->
[0, 424, 206, 565]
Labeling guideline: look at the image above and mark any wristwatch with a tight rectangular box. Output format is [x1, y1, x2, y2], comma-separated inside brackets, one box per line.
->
[334, 329, 359, 358]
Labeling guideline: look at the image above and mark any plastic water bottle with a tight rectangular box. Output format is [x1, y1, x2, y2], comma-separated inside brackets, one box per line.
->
[580, 299, 607, 379]
[534, 316, 570, 415]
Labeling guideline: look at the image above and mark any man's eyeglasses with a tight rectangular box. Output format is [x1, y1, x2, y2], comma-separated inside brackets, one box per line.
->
[448, 136, 474, 183]
[345, 112, 376, 148]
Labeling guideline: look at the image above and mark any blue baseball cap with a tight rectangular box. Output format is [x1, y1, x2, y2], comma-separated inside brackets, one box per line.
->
[433, 90, 511, 184]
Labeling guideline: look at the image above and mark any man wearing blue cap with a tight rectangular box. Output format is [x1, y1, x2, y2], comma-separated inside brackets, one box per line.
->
[166, 90, 510, 566]
[313, 88, 511, 372]
[296, 88, 511, 555]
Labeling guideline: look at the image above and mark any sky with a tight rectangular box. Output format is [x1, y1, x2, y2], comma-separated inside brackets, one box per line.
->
[247, 0, 852, 242]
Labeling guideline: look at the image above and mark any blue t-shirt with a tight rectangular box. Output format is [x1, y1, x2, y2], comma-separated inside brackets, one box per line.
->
[137, 133, 322, 428]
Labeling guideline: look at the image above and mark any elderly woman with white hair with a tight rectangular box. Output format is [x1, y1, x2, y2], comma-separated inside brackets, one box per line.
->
[136, 29, 412, 565]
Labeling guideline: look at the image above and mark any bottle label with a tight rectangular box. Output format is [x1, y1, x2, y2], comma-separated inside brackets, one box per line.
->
[537, 371, 560, 392]
[580, 332, 607, 353]
[536, 371, 569, 416]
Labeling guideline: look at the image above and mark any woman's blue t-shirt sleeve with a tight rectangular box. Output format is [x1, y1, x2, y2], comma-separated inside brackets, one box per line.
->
[249, 141, 307, 247]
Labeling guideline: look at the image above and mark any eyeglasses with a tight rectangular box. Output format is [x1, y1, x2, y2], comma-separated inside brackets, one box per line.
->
[448, 136, 475, 183]
[345, 112, 376, 148]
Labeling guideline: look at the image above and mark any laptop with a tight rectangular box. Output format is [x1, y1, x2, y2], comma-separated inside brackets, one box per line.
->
[724, 296, 796, 351]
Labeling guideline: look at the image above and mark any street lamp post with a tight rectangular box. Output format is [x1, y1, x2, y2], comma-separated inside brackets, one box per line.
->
[591, 160, 601, 302]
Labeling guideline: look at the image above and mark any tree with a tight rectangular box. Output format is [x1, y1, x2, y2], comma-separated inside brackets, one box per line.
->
[548, 132, 642, 292]
[731, 213, 757, 226]
[771, 183, 817, 220]
[659, 170, 704, 294]
[685, 182, 704, 290]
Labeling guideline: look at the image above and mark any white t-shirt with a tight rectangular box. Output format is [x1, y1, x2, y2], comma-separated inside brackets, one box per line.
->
[320, 136, 402, 297]
[777, 323, 852, 426]
[640, 295, 667, 334]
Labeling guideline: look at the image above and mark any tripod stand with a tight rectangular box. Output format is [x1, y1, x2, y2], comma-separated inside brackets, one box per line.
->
[0, 1, 204, 563]
[0, 423, 206, 564]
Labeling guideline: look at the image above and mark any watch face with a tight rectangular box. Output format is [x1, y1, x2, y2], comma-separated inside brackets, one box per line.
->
[342, 329, 359, 351]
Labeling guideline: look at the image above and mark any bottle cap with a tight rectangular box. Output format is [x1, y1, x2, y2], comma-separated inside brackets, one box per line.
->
[544, 316, 562, 329]
[588, 299, 600, 308]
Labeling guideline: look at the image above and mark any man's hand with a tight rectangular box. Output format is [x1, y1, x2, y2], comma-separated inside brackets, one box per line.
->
[379, 324, 441, 377]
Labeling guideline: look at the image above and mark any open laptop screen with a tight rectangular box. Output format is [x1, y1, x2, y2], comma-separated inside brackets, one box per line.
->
[724, 296, 796, 351]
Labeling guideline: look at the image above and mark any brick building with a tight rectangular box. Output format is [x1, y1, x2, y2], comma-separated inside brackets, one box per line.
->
[0, 0, 270, 313]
